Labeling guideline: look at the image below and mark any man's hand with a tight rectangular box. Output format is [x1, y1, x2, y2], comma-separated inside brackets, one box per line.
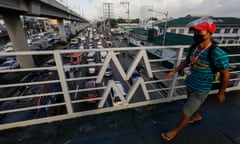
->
[217, 69, 229, 104]
[165, 71, 176, 80]
[217, 93, 225, 103]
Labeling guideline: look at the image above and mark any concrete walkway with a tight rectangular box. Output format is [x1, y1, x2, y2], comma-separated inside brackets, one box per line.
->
[0, 90, 240, 144]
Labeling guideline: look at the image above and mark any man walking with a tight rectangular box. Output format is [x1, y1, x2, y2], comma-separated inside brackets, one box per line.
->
[161, 17, 230, 141]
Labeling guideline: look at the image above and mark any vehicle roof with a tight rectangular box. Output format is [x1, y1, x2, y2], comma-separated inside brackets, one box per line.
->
[3, 60, 16, 64]
[132, 70, 140, 77]
[71, 52, 81, 57]
[85, 80, 96, 88]
[112, 81, 126, 96]
[87, 52, 94, 56]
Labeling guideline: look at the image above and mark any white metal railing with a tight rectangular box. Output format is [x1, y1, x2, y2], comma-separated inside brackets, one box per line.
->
[0, 44, 239, 130]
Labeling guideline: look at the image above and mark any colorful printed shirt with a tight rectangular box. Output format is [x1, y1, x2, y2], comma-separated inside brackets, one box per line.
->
[185, 45, 229, 92]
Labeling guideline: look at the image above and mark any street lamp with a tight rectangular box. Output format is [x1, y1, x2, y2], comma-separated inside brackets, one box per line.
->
[148, 9, 168, 45]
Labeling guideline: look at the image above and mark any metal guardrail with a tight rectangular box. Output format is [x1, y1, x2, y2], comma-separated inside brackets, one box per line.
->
[0, 44, 239, 130]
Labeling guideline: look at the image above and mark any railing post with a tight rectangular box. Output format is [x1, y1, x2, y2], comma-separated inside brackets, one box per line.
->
[53, 51, 73, 114]
[167, 47, 185, 99]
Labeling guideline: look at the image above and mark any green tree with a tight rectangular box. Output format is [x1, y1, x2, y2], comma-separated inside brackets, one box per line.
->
[117, 18, 127, 23]
[131, 18, 140, 23]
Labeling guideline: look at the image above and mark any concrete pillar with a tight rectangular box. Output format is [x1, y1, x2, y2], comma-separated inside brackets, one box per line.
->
[77, 22, 82, 31]
[79, 24, 83, 31]
[57, 18, 67, 42]
[3, 14, 35, 68]
[71, 21, 76, 35]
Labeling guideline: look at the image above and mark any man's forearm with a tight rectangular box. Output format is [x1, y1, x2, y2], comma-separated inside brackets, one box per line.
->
[218, 69, 230, 95]
[173, 60, 189, 73]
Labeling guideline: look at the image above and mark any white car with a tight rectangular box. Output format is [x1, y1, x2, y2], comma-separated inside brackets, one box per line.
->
[79, 45, 84, 49]
[3, 42, 14, 52]
[110, 81, 127, 106]
[104, 64, 113, 77]
[0, 60, 20, 70]
[97, 41, 102, 45]
[87, 62, 97, 74]
[86, 52, 95, 62]
[70, 38, 79, 45]
[100, 51, 107, 63]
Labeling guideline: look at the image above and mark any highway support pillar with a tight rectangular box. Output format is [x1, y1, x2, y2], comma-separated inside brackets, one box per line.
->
[3, 13, 35, 68]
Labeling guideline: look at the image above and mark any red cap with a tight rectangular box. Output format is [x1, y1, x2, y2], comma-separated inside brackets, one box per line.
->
[187, 17, 216, 34]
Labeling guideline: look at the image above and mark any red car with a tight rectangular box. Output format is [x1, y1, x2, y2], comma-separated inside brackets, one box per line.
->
[83, 80, 99, 103]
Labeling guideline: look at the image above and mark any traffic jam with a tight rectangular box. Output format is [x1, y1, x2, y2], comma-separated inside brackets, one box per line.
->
[0, 27, 143, 124]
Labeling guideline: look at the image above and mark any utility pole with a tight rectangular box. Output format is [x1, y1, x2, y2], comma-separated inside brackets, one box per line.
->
[120, 1, 130, 27]
[103, 2, 114, 36]
[148, 9, 168, 45]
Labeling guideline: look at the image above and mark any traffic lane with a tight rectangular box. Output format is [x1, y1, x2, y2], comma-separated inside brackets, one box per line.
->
[110, 53, 147, 104]
[116, 47, 167, 100]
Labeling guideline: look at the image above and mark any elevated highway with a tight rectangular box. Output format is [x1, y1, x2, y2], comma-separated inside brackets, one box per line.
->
[0, 0, 88, 22]
[0, 0, 89, 68]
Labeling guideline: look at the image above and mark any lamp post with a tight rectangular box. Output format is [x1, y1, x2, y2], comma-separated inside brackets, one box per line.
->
[148, 9, 168, 45]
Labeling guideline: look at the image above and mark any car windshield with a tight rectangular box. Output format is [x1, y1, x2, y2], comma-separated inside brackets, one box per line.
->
[1, 63, 10, 67]
[114, 96, 121, 102]
[85, 81, 95, 88]
[132, 70, 140, 77]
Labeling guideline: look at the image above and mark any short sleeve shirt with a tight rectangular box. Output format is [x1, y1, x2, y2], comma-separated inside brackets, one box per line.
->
[185, 46, 229, 92]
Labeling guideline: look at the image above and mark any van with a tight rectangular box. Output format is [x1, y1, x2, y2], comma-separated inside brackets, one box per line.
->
[110, 81, 126, 106]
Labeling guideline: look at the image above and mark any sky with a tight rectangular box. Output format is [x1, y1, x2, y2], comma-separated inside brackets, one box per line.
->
[57, 0, 240, 21]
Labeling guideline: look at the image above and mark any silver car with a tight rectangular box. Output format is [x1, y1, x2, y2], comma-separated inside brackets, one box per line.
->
[0, 60, 20, 70]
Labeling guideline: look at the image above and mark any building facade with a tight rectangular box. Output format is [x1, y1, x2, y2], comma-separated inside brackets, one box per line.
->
[157, 15, 240, 44]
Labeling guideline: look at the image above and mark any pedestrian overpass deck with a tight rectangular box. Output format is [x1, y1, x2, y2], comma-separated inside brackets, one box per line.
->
[1, 90, 240, 144]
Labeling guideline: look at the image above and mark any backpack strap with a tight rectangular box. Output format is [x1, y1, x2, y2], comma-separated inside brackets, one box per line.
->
[207, 43, 217, 73]
[207, 43, 221, 81]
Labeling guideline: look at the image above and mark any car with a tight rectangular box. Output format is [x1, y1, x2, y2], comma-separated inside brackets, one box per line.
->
[87, 62, 97, 74]
[63, 44, 78, 58]
[2, 56, 16, 62]
[40, 32, 54, 47]
[86, 52, 95, 62]
[79, 44, 84, 49]
[110, 81, 127, 106]
[79, 36, 86, 42]
[97, 41, 102, 46]
[2, 42, 14, 52]
[87, 42, 94, 49]
[83, 80, 99, 103]
[43, 58, 55, 66]
[69, 44, 78, 49]
[100, 51, 107, 63]
[31, 35, 49, 50]
[106, 40, 112, 47]
[0, 60, 20, 70]
[130, 70, 141, 85]
[97, 45, 103, 49]
[104, 64, 113, 77]
[70, 38, 79, 45]
[70, 52, 82, 65]
[52, 33, 61, 43]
